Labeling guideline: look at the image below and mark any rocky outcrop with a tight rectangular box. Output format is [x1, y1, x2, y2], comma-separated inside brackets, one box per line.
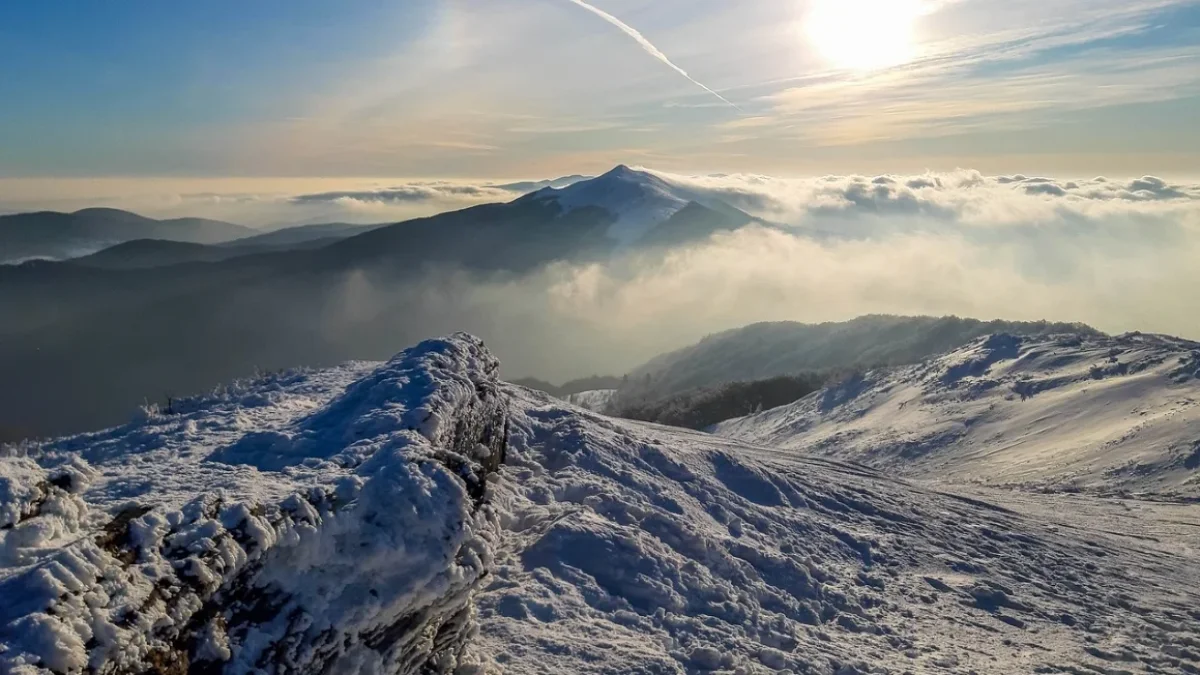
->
[0, 334, 507, 674]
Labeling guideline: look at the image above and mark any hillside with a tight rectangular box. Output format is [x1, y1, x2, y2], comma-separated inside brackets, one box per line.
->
[0, 208, 253, 263]
[622, 315, 1103, 404]
[4, 334, 1199, 674]
[716, 331, 1200, 497]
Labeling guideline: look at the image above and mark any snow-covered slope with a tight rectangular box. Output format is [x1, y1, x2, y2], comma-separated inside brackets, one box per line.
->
[716, 332, 1200, 497]
[6, 334, 1200, 674]
[476, 383, 1200, 674]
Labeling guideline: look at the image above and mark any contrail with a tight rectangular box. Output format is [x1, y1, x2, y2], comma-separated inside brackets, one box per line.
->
[562, 0, 742, 111]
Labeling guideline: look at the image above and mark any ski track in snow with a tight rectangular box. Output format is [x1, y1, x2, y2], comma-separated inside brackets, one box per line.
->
[2, 333, 1199, 674]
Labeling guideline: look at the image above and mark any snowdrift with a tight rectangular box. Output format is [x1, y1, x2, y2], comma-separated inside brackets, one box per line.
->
[717, 332, 1200, 497]
[4, 333, 1200, 674]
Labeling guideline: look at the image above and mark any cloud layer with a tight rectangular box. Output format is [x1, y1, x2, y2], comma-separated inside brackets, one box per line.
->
[0, 178, 549, 227]
[4, 167, 1197, 385]
[298, 168, 1200, 381]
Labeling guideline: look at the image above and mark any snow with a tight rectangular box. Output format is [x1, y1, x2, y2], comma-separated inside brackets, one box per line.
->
[474, 384, 1200, 674]
[564, 389, 617, 412]
[716, 332, 1200, 497]
[525, 165, 690, 246]
[1, 334, 508, 674]
[5, 332, 1200, 674]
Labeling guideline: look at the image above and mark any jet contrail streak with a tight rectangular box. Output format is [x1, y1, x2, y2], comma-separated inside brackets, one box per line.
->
[562, 0, 742, 112]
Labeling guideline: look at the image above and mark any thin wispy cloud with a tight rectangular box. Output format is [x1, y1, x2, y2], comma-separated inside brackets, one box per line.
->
[561, 0, 742, 111]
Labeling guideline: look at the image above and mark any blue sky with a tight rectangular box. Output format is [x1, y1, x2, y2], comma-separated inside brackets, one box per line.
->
[2, 0, 1199, 182]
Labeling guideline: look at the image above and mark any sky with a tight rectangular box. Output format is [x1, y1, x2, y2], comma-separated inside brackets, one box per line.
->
[0, 0, 1198, 224]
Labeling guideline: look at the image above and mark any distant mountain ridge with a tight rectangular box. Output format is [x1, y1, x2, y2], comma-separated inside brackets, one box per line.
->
[69, 222, 389, 270]
[0, 207, 253, 263]
[493, 174, 590, 193]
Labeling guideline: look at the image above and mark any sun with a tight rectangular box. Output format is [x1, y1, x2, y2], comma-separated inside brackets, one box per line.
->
[805, 0, 922, 71]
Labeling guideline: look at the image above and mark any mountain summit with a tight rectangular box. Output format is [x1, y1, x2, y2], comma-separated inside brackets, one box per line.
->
[522, 165, 698, 246]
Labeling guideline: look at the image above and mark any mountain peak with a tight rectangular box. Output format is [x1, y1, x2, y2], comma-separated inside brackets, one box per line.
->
[602, 163, 636, 176]
[527, 165, 688, 246]
[595, 164, 659, 184]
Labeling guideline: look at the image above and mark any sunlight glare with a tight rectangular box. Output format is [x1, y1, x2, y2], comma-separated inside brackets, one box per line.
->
[806, 0, 922, 71]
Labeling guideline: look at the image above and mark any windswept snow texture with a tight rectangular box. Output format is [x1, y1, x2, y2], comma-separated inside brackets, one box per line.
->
[476, 386, 1200, 674]
[716, 332, 1200, 497]
[0, 334, 508, 675]
[5, 333, 1200, 675]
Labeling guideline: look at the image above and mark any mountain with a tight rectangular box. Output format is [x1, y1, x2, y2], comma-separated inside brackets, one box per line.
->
[0, 208, 253, 264]
[619, 315, 1103, 405]
[70, 222, 386, 270]
[4, 334, 1198, 674]
[0, 167, 759, 438]
[327, 165, 754, 268]
[716, 331, 1200, 497]
[518, 164, 756, 247]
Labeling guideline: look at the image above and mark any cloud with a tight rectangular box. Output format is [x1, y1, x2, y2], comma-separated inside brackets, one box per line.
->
[290, 183, 521, 205]
[307, 167, 1200, 382]
[647, 168, 1200, 225]
[289, 175, 594, 208]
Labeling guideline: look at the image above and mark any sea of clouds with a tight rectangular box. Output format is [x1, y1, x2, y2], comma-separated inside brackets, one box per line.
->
[4, 168, 1197, 380]
[300, 168, 1200, 379]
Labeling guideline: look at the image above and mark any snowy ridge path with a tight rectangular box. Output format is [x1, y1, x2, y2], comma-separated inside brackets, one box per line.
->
[716, 332, 1200, 497]
[476, 386, 1200, 674]
[1, 334, 508, 674]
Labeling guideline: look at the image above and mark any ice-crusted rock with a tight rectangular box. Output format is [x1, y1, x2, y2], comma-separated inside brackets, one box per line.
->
[0, 334, 507, 675]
